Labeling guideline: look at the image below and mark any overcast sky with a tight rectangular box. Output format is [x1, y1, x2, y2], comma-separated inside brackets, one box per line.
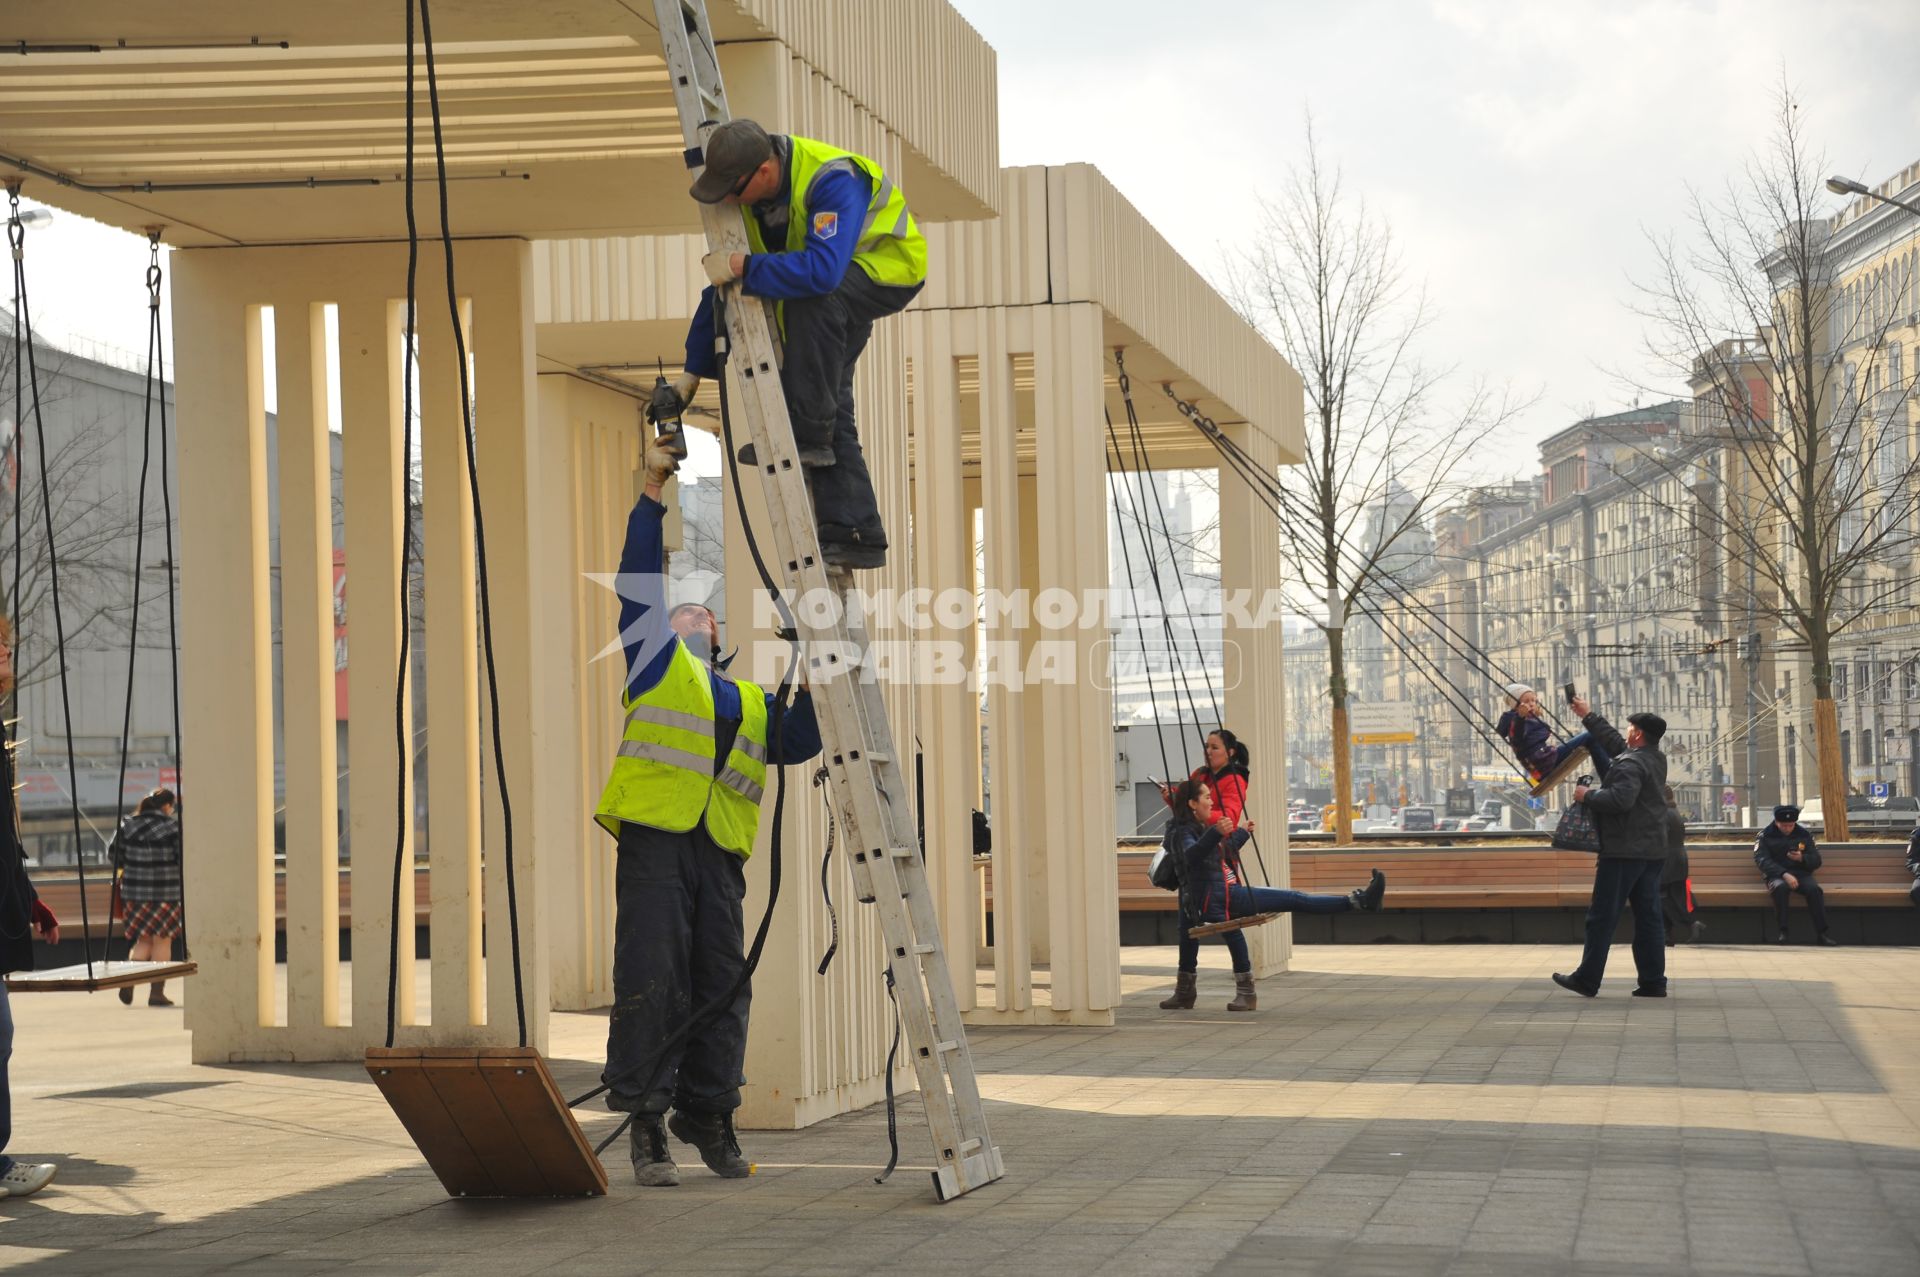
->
[948, 0, 1920, 455]
[11, 0, 1919, 469]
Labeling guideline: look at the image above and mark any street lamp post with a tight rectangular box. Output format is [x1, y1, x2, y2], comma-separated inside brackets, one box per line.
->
[1826, 176, 1920, 219]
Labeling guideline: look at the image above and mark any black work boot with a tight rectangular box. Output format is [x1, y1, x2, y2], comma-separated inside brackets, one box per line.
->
[630, 1115, 679, 1187]
[817, 522, 887, 570]
[1158, 970, 1197, 1010]
[669, 1108, 751, 1179]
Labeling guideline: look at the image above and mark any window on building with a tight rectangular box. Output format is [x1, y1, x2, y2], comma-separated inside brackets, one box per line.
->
[1786, 725, 1799, 795]
[1834, 664, 1849, 699]
[1904, 659, 1919, 701]
[1861, 731, 1874, 765]
[1857, 660, 1871, 696]
[1841, 730, 1852, 774]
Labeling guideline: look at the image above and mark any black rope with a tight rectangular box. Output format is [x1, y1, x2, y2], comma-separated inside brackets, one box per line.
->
[873, 965, 901, 1184]
[154, 240, 185, 958]
[10, 189, 95, 980]
[419, 0, 528, 1046]
[1101, 413, 1174, 787]
[814, 763, 839, 976]
[106, 237, 165, 965]
[383, 0, 423, 1050]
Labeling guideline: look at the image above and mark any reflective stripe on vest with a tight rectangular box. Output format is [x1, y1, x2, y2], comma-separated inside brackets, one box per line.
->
[594, 641, 772, 856]
[739, 136, 927, 336]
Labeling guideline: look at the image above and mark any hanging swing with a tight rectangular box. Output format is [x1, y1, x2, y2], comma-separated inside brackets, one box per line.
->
[3, 199, 195, 995]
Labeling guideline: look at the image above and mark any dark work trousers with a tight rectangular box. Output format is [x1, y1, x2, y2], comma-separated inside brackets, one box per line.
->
[780, 269, 923, 545]
[1768, 875, 1829, 934]
[1570, 857, 1667, 992]
[603, 821, 751, 1116]
[1660, 879, 1695, 939]
[1178, 883, 1354, 974]
[0, 983, 14, 1177]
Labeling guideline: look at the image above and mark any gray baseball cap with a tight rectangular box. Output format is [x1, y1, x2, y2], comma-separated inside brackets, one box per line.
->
[689, 119, 773, 204]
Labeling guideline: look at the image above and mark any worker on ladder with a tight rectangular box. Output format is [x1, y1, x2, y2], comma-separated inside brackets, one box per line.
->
[594, 438, 822, 1187]
[647, 118, 927, 571]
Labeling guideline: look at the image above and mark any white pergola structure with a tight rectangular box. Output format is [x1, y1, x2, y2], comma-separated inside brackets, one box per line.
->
[908, 166, 1305, 1023]
[1, 1, 1301, 1128]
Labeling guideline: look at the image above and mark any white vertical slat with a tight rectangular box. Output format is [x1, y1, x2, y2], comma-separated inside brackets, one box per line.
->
[274, 297, 341, 1031]
[420, 297, 484, 1031]
[340, 293, 414, 1035]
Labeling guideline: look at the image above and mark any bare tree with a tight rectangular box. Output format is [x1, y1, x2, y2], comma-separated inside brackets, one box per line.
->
[1228, 118, 1523, 843]
[1629, 87, 1920, 840]
[0, 335, 164, 700]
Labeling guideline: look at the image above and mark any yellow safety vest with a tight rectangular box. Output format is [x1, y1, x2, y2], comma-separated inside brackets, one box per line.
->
[740, 136, 927, 327]
[594, 641, 771, 857]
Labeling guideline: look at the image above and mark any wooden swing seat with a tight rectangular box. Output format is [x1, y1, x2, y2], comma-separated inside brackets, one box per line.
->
[365, 1046, 607, 1198]
[1186, 912, 1281, 939]
[6, 959, 197, 993]
[1528, 746, 1590, 797]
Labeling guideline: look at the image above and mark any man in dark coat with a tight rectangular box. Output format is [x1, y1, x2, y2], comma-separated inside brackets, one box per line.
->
[1754, 805, 1836, 945]
[1906, 824, 1920, 909]
[1552, 700, 1671, 998]
[1659, 785, 1703, 945]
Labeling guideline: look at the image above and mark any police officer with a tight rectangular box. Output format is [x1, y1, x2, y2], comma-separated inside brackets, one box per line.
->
[1754, 805, 1836, 946]
[648, 117, 927, 571]
[596, 436, 822, 1187]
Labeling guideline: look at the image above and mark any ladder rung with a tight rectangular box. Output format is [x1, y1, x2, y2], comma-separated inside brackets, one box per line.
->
[912, 943, 936, 955]
[960, 1139, 982, 1154]
[934, 1040, 959, 1054]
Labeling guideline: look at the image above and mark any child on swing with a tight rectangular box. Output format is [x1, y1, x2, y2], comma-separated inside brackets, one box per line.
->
[1497, 682, 1610, 787]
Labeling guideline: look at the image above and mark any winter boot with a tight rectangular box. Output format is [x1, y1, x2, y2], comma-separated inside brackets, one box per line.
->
[1226, 972, 1257, 1013]
[669, 1108, 752, 1178]
[118, 984, 134, 1005]
[1348, 869, 1386, 913]
[1158, 970, 1198, 1010]
[147, 982, 174, 1007]
[630, 1116, 679, 1187]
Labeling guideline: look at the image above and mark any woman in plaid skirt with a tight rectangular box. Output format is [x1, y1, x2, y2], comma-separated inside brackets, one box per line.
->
[109, 789, 182, 1007]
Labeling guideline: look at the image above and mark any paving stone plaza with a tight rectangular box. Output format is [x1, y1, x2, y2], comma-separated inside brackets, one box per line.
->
[4, 943, 1917, 1276]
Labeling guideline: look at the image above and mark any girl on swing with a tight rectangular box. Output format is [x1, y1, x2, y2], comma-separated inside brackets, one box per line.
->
[1157, 777, 1385, 1014]
[1497, 683, 1610, 789]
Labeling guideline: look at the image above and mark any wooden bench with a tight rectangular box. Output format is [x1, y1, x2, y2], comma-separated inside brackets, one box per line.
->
[29, 866, 435, 934]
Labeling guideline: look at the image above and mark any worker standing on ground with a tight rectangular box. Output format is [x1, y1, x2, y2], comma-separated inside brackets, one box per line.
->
[648, 117, 927, 570]
[595, 436, 822, 1188]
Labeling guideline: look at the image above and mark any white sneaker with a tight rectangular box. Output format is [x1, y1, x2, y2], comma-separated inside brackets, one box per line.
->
[0, 1162, 57, 1198]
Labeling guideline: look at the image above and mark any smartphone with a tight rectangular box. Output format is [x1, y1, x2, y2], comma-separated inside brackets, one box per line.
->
[1563, 682, 1578, 706]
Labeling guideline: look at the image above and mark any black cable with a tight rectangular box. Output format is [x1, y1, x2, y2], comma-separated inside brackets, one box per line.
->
[873, 966, 901, 1184]
[384, 0, 422, 1050]
[417, 0, 528, 1046]
[814, 763, 839, 976]
[12, 193, 95, 980]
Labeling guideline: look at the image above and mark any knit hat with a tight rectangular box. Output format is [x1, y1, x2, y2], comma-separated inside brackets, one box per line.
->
[1503, 682, 1534, 705]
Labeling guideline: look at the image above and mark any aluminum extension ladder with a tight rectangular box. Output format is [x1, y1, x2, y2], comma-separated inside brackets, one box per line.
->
[649, 0, 1004, 1202]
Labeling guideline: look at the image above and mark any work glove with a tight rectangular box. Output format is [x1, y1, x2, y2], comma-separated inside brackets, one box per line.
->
[646, 373, 700, 429]
[702, 250, 742, 287]
[643, 434, 684, 486]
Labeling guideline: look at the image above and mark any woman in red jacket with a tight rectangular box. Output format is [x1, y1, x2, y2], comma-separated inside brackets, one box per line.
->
[1162, 729, 1251, 831]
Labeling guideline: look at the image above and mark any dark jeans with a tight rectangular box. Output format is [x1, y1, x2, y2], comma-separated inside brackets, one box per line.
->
[603, 822, 751, 1116]
[1768, 875, 1829, 933]
[1179, 883, 1353, 974]
[1, 982, 13, 1176]
[1555, 730, 1611, 777]
[782, 269, 923, 545]
[1570, 856, 1666, 992]
[1910, 881, 1920, 909]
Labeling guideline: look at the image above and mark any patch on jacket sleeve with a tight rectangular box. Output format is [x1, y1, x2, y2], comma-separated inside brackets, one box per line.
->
[812, 210, 838, 239]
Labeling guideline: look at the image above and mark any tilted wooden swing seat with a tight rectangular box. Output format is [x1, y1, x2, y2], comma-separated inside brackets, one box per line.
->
[366, 1047, 607, 1198]
[1527, 746, 1591, 797]
[7, 958, 197, 994]
[1185, 913, 1281, 939]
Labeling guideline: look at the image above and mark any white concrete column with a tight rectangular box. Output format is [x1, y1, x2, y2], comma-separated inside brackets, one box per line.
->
[175, 266, 275, 1061]
[1219, 419, 1290, 977]
[1030, 302, 1118, 1023]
